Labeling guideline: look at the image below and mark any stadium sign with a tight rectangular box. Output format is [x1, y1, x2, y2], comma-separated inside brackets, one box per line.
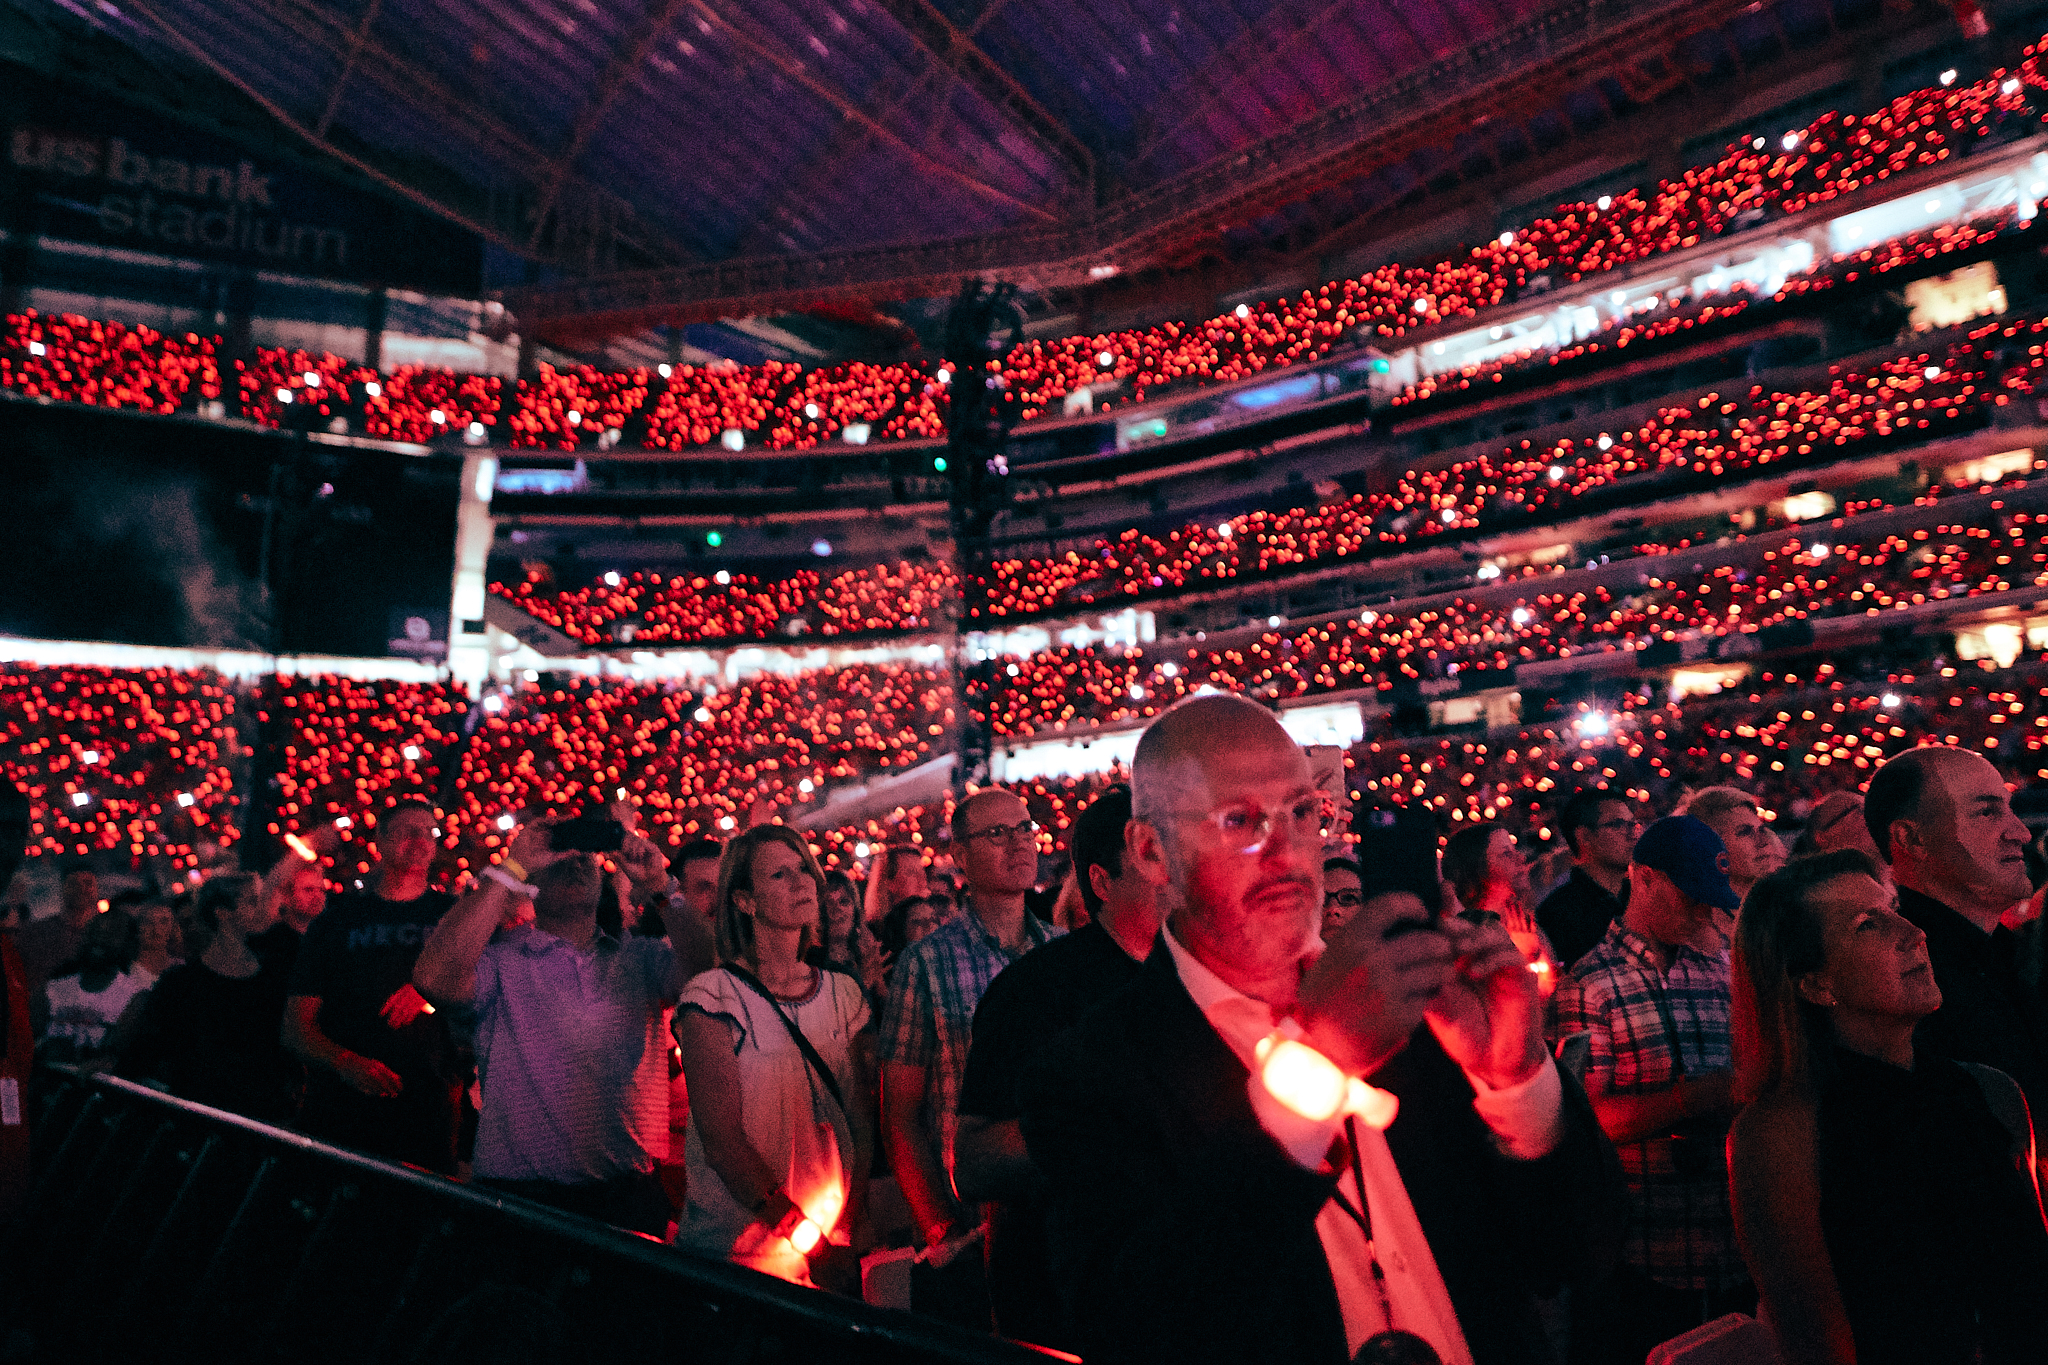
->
[0, 74, 481, 293]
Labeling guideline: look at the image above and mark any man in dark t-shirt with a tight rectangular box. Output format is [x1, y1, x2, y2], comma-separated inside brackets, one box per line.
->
[284, 801, 459, 1173]
[955, 786, 1159, 1349]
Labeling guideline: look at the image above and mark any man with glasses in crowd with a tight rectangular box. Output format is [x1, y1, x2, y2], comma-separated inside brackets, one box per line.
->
[1020, 696, 1621, 1364]
[1537, 789, 1641, 972]
[878, 787, 1060, 1301]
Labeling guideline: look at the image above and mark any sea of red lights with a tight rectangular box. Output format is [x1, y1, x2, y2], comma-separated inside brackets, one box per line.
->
[2, 51, 2042, 460]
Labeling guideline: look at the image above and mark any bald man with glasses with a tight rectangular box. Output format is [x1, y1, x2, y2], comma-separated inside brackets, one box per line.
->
[1019, 696, 1622, 1365]
[878, 787, 1061, 1296]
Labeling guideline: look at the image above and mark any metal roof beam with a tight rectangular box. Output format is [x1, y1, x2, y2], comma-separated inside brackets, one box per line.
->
[867, 0, 1095, 194]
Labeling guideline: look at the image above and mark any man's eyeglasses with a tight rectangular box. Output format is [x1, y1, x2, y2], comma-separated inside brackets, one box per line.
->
[1324, 890, 1364, 909]
[1184, 793, 1335, 855]
[965, 819, 1041, 847]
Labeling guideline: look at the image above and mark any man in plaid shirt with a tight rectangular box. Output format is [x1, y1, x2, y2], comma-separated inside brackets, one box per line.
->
[878, 788, 1060, 1264]
[1554, 814, 1750, 1363]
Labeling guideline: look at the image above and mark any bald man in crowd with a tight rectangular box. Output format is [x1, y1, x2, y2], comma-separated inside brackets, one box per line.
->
[1866, 746, 2048, 1155]
[1021, 696, 1621, 1365]
[878, 786, 1060, 1289]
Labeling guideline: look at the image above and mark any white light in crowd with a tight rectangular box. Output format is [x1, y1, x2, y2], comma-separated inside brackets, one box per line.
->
[1497, 231, 1514, 247]
[1433, 342, 1446, 354]
[1268, 615, 1284, 627]
[430, 408, 447, 424]
[468, 421, 485, 438]
[2005, 78, 2023, 95]
[854, 841, 871, 858]
[304, 371, 322, 387]
[27, 340, 44, 356]
[80, 750, 98, 764]
[604, 571, 622, 587]
[799, 779, 814, 793]
[718, 815, 736, 831]
[1610, 290, 1627, 306]
[1597, 434, 1613, 450]
[1549, 465, 1565, 481]
[496, 813, 516, 831]
[1491, 326, 1504, 340]
[70, 791, 89, 807]
[1925, 199, 1942, 213]
[567, 410, 581, 426]
[1596, 195, 1612, 210]
[1006, 662, 1021, 676]
[1752, 136, 1767, 150]
[1088, 264, 1120, 280]
[1235, 304, 1251, 318]
[1129, 685, 1145, 700]
[1216, 522, 1234, 538]
[1882, 693, 1903, 709]
[176, 792, 194, 807]
[1359, 611, 1378, 626]
[1162, 662, 1178, 677]
[403, 745, 421, 761]
[1578, 712, 1611, 737]
[1098, 351, 1115, 367]
[721, 428, 745, 450]
[935, 368, 951, 384]
[1924, 365, 1942, 379]
[811, 538, 832, 557]
[658, 363, 673, 378]
[1810, 543, 1831, 559]
[1476, 563, 1501, 580]
[1782, 131, 1800, 150]
[276, 388, 294, 403]
[714, 570, 731, 585]
[1440, 508, 1456, 524]
[694, 707, 712, 722]
[1413, 297, 1430, 314]
[1512, 607, 1533, 625]
[1941, 68, 1958, 86]
[363, 381, 381, 397]
[482, 694, 503, 712]
[804, 403, 821, 419]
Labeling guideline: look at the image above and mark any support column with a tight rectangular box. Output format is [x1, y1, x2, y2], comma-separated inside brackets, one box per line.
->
[447, 451, 497, 692]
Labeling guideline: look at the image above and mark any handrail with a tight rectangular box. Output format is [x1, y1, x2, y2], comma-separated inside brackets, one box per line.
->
[1, 1067, 1045, 1365]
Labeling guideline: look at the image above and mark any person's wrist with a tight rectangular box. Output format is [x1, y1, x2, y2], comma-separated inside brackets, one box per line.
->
[1254, 1019, 1399, 1128]
[500, 855, 529, 883]
[923, 1218, 958, 1248]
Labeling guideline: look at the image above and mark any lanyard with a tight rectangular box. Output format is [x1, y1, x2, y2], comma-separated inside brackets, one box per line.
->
[1331, 1117, 1444, 1365]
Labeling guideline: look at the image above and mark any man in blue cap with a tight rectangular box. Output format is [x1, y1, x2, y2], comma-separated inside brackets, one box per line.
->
[1553, 815, 1750, 1364]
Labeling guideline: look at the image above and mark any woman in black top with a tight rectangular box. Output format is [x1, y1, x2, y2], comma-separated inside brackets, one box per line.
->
[1729, 849, 2048, 1365]
[120, 872, 301, 1123]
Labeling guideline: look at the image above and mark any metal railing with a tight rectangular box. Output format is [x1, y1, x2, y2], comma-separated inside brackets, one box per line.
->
[1, 1068, 1043, 1365]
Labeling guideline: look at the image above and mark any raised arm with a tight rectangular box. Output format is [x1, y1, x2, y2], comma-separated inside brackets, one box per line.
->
[1728, 1096, 1856, 1365]
[414, 821, 564, 1004]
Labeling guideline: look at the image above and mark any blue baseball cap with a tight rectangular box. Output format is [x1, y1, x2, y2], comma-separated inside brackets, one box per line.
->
[1632, 815, 1741, 910]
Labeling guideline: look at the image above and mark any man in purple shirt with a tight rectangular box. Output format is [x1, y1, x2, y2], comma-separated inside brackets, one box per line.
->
[415, 820, 683, 1236]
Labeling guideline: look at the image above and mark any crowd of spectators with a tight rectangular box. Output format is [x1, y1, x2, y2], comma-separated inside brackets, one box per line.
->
[6, 50, 2047, 463]
[489, 308, 2048, 647]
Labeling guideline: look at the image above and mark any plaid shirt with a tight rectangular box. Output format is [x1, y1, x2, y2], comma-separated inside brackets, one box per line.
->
[876, 901, 1061, 1176]
[1553, 920, 1743, 1293]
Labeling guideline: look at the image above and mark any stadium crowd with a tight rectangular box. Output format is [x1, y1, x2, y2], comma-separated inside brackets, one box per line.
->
[488, 307, 2046, 645]
[5, 46, 2048, 462]
[14, 661, 2048, 1364]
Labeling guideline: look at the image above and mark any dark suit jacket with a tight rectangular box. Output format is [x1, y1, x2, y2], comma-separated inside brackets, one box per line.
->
[1900, 886, 2048, 1151]
[1019, 945, 1625, 1365]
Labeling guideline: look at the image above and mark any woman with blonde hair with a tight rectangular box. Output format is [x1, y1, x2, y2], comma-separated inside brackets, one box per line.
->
[1728, 849, 2048, 1364]
[672, 826, 874, 1291]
